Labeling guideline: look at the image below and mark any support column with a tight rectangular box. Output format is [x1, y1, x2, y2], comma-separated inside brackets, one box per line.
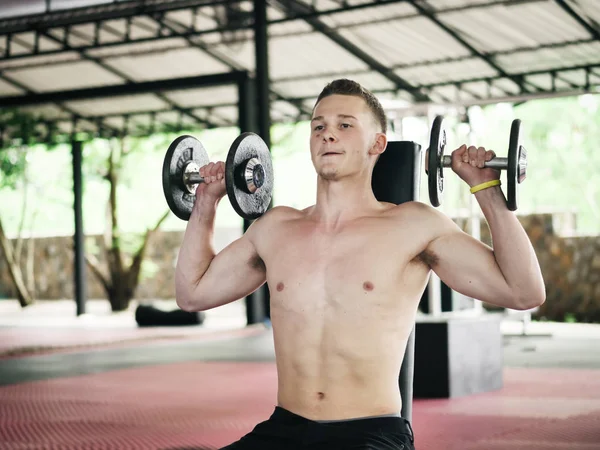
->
[247, 0, 272, 322]
[72, 140, 86, 316]
[238, 74, 268, 325]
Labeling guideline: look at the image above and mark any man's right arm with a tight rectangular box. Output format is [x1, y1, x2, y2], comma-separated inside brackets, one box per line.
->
[174, 163, 267, 312]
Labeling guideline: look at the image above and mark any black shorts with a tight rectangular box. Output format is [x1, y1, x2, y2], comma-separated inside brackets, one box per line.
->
[219, 406, 415, 450]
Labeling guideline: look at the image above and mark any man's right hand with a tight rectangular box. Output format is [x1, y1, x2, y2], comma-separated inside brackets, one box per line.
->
[195, 161, 226, 205]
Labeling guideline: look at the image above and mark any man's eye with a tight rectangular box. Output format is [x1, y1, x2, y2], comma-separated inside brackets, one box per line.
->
[314, 125, 324, 131]
[341, 123, 351, 128]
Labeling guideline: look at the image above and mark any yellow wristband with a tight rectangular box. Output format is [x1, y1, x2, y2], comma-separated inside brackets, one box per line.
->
[470, 179, 501, 194]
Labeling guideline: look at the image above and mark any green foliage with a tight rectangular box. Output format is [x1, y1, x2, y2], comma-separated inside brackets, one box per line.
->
[0, 148, 27, 189]
[0, 109, 62, 190]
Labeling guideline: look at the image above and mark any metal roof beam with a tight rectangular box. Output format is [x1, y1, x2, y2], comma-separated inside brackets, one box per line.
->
[554, 0, 600, 41]
[272, 0, 431, 103]
[156, 14, 314, 118]
[0, 71, 122, 138]
[282, 63, 600, 105]
[406, 0, 542, 95]
[0, 0, 233, 35]
[0, 72, 246, 107]
[37, 29, 222, 129]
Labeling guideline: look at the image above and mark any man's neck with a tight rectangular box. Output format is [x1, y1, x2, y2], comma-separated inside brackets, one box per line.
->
[310, 175, 382, 226]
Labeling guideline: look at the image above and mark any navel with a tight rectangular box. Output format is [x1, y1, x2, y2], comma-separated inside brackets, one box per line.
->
[317, 392, 326, 400]
[363, 281, 374, 291]
[276, 282, 285, 292]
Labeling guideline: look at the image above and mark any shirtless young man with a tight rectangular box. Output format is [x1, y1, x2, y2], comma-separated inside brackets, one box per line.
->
[175, 79, 546, 450]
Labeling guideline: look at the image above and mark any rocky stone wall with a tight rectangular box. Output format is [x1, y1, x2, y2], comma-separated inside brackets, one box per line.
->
[1, 213, 598, 322]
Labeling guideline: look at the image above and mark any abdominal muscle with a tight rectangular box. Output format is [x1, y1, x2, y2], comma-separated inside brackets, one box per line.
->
[271, 293, 414, 421]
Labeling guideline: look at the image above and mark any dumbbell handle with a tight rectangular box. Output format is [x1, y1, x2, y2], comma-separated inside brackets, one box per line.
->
[182, 157, 265, 194]
[442, 156, 508, 169]
[184, 172, 205, 185]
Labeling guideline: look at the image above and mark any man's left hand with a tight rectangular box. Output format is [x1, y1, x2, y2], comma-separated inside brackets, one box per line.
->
[451, 144, 500, 187]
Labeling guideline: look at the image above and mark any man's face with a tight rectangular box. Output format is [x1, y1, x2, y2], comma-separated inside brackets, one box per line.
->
[310, 94, 383, 181]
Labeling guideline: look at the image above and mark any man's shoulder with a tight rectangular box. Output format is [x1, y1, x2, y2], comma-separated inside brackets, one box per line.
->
[385, 200, 436, 219]
[247, 205, 304, 233]
[386, 201, 457, 234]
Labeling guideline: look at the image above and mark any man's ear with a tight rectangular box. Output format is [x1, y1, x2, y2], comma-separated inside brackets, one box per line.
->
[369, 132, 388, 157]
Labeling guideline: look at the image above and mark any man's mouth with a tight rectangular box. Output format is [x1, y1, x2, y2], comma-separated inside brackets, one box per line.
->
[322, 152, 341, 156]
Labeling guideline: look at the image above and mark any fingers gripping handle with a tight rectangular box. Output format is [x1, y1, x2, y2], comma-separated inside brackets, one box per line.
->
[441, 155, 509, 169]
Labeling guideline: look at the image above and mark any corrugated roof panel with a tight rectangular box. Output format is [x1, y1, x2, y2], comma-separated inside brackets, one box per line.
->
[269, 19, 314, 37]
[568, 0, 600, 28]
[20, 104, 68, 120]
[165, 85, 238, 108]
[396, 58, 497, 86]
[10, 31, 35, 55]
[428, 0, 499, 9]
[129, 16, 163, 40]
[203, 38, 255, 69]
[0, 78, 23, 96]
[269, 33, 372, 79]
[104, 47, 232, 82]
[557, 68, 592, 87]
[5, 60, 124, 92]
[209, 105, 238, 125]
[272, 100, 302, 120]
[267, 5, 287, 21]
[273, 72, 396, 99]
[165, 9, 196, 30]
[270, 34, 368, 78]
[0, 51, 80, 70]
[65, 94, 169, 117]
[439, 1, 590, 53]
[302, 0, 345, 10]
[103, 116, 125, 131]
[336, 17, 472, 67]
[497, 42, 600, 73]
[86, 37, 188, 58]
[321, 3, 417, 28]
[490, 77, 522, 95]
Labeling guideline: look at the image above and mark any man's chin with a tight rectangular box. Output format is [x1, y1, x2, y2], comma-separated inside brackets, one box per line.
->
[318, 170, 339, 181]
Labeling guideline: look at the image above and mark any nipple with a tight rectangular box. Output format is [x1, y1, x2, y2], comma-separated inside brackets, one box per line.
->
[363, 281, 374, 291]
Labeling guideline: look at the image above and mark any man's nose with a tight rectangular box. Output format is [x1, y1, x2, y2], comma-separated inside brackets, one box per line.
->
[322, 130, 337, 142]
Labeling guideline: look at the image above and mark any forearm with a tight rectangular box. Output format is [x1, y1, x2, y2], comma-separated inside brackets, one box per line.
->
[175, 198, 220, 308]
[475, 186, 546, 309]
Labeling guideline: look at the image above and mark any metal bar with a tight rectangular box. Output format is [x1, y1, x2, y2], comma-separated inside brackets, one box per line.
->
[159, 14, 313, 118]
[554, 0, 600, 40]
[442, 155, 508, 168]
[0, 0, 542, 37]
[0, 72, 247, 107]
[245, 0, 271, 324]
[406, 0, 540, 95]
[237, 72, 268, 326]
[38, 30, 220, 130]
[273, 0, 430, 102]
[185, 172, 204, 184]
[0, 0, 236, 35]
[72, 140, 86, 317]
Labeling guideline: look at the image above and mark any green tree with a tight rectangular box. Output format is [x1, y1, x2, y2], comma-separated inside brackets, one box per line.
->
[0, 110, 59, 307]
[83, 134, 171, 312]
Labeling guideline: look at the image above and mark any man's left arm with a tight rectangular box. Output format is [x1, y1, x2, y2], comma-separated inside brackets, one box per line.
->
[423, 145, 546, 311]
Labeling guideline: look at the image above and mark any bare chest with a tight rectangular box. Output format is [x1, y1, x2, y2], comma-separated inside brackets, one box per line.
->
[259, 220, 427, 315]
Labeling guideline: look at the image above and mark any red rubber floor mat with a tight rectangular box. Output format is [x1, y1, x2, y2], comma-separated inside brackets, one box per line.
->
[1, 363, 599, 449]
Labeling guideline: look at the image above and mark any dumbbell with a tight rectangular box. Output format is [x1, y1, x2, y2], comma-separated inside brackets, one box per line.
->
[162, 132, 274, 221]
[426, 115, 527, 211]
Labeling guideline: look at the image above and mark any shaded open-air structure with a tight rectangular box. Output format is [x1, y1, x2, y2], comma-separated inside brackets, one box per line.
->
[1, 0, 599, 424]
